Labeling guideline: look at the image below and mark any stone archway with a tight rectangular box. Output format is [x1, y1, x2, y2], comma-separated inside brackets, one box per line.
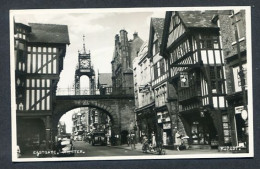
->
[51, 95, 136, 146]
[51, 100, 121, 144]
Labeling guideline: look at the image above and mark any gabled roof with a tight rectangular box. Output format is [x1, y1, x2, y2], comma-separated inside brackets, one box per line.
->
[138, 41, 148, 58]
[160, 11, 223, 56]
[98, 73, 112, 86]
[150, 18, 165, 44]
[148, 17, 165, 58]
[28, 23, 70, 44]
[178, 11, 218, 28]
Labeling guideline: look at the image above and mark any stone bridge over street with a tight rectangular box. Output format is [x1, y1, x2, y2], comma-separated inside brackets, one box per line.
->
[52, 94, 135, 144]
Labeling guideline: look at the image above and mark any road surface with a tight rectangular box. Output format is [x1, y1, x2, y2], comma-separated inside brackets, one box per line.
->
[72, 141, 145, 157]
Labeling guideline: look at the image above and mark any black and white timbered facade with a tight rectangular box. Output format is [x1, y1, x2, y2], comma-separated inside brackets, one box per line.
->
[161, 11, 232, 147]
[14, 22, 70, 150]
[148, 18, 180, 147]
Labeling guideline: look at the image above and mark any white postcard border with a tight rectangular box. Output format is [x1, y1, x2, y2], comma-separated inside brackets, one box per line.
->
[10, 6, 253, 162]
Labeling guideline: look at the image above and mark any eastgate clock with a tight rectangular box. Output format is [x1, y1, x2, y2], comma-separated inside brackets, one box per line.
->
[80, 59, 89, 68]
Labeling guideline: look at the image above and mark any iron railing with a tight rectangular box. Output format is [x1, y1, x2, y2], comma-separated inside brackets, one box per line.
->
[56, 87, 134, 96]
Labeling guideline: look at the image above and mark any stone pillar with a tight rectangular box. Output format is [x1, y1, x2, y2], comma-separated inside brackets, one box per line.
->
[75, 75, 80, 95]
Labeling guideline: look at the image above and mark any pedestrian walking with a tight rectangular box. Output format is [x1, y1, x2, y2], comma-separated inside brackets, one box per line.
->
[56, 138, 62, 153]
[151, 132, 156, 151]
[130, 132, 136, 149]
[127, 134, 130, 146]
[175, 130, 182, 151]
[142, 135, 149, 153]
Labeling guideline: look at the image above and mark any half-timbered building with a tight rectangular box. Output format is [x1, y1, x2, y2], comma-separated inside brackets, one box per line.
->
[14, 22, 70, 150]
[147, 18, 182, 147]
[161, 11, 230, 148]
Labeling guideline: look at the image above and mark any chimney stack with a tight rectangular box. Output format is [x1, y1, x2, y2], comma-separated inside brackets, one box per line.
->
[133, 32, 138, 39]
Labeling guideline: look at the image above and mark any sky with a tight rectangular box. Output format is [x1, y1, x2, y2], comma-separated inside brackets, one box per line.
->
[59, 108, 80, 133]
[14, 9, 166, 89]
[14, 9, 166, 132]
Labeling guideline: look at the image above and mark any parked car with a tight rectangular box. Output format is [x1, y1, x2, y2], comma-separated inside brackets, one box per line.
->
[56, 138, 74, 157]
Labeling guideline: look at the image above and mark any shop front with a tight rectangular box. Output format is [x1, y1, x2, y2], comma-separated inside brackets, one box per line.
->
[180, 110, 219, 148]
[225, 88, 248, 151]
[156, 108, 174, 147]
[228, 103, 248, 148]
[135, 104, 157, 143]
[17, 118, 46, 151]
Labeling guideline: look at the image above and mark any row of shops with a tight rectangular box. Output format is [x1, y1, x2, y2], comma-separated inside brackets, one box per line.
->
[134, 10, 249, 151]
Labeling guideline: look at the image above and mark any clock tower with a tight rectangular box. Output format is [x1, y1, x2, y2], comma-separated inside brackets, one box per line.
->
[74, 35, 96, 95]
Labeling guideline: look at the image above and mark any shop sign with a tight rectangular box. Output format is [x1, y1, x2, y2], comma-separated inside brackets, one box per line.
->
[241, 109, 248, 121]
[157, 112, 162, 123]
[180, 72, 189, 88]
[164, 111, 171, 122]
[165, 116, 171, 122]
[235, 106, 244, 114]
[163, 123, 171, 129]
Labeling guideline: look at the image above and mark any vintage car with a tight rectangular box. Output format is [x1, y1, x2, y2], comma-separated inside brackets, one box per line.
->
[56, 138, 74, 157]
[91, 132, 107, 146]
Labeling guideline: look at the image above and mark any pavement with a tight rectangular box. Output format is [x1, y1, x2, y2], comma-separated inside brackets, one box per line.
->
[110, 143, 233, 155]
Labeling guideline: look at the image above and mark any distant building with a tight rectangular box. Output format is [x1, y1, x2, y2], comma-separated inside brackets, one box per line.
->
[88, 108, 112, 144]
[97, 73, 112, 95]
[57, 121, 66, 136]
[72, 110, 86, 141]
[14, 22, 70, 149]
[111, 30, 143, 95]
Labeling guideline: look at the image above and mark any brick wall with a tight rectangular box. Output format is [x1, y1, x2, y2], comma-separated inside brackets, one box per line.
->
[218, 10, 247, 95]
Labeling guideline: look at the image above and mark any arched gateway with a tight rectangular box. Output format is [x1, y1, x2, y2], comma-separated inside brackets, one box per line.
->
[51, 95, 135, 145]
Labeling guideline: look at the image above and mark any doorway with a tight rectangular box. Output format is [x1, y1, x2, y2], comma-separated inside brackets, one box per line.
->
[187, 112, 217, 145]
[120, 130, 129, 144]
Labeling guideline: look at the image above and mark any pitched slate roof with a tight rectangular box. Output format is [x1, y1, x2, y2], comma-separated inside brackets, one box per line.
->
[98, 73, 112, 86]
[129, 34, 144, 64]
[151, 18, 165, 44]
[178, 11, 218, 28]
[28, 23, 70, 44]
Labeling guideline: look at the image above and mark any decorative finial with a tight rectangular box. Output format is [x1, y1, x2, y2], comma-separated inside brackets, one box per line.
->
[83, 34, 86, 54]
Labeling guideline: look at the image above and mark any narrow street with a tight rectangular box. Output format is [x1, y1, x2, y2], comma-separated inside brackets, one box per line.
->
[72, 141, 146, 157]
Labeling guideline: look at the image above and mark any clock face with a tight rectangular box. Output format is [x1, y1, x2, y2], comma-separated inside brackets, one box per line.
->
[80, 59, 89, 68]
